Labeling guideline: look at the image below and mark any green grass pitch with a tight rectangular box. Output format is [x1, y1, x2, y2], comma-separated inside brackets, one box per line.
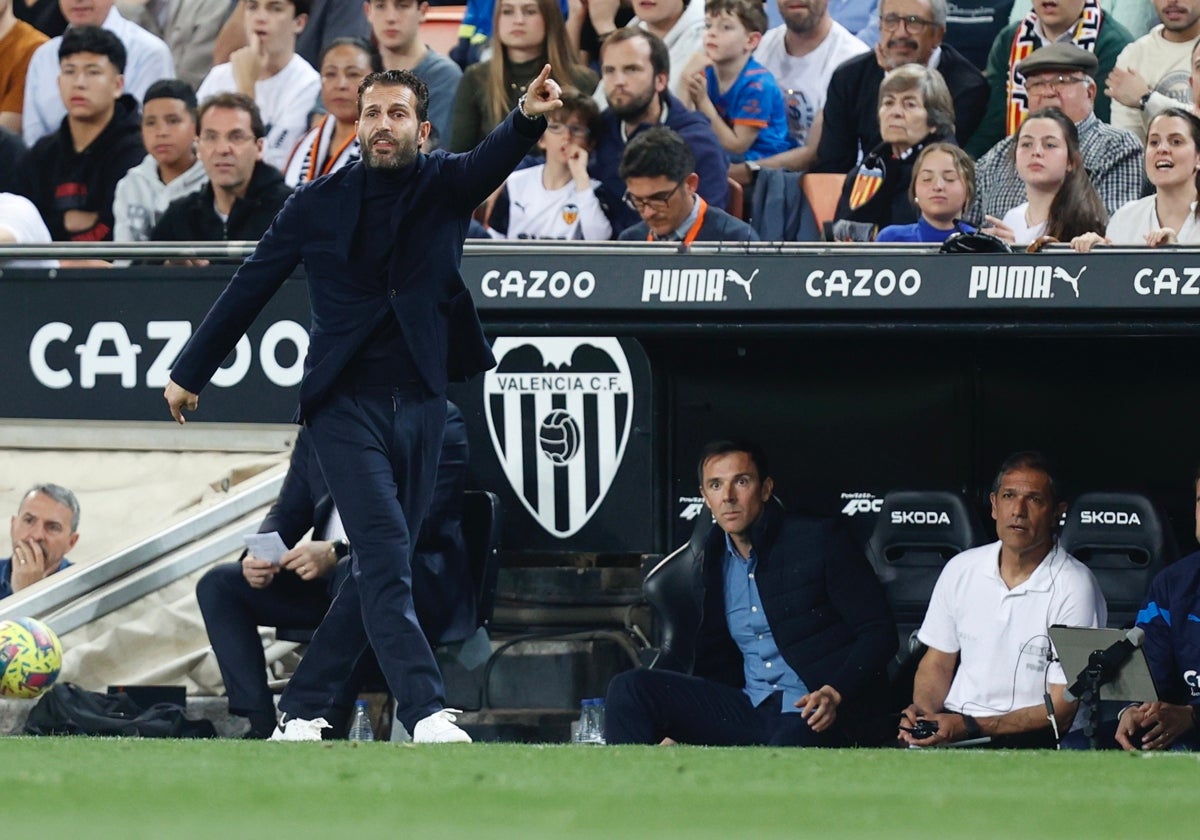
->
[3, 740, 1196, 838]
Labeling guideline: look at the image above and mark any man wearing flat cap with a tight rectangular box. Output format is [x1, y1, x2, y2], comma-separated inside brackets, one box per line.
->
[966, 0, 1132, 156]
[968, 42, 1143, 224]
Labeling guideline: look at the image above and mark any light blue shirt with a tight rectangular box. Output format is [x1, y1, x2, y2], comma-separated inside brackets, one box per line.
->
[768, 0, 877, 43]
[722, 532, 809, 712]
[23, 6, 175, 146]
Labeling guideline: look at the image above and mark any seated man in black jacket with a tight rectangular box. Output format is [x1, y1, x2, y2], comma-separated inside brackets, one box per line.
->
[605, 439, 896, 746]
[151, 92, 291, 255]
[196, 402, 475, 739]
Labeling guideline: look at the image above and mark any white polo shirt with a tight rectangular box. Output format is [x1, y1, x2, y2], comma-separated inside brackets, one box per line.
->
[918, 540, 1107, 719]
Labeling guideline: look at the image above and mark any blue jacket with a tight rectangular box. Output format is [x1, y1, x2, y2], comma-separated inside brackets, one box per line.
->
[617, 201, 758, 242]
[170, 110, 544, 417]
[1136, 550, 1200, 707]
[0, 557, 72, 600]
[591, 91, 730, 235]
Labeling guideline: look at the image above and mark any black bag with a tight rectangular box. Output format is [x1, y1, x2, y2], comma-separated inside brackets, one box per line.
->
[23, 682, 216, 738]
[939, 230, 1013, 254]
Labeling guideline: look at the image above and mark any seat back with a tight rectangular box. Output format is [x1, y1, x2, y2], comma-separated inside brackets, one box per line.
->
[800, 172, 846, 239]
[1058, 492, 1177, 628]
[642, 513, 709, 671]
[462, 490, 503, 629]
[866, 490, 988, 633]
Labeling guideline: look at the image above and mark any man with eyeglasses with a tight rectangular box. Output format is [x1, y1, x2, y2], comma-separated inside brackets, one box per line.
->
[968, 43, 1141, 222]
[151, 92, 292, 251]
[965, 0, 1133, 156]
[812, 0, 987, 174]
[616, 125, 757, 240]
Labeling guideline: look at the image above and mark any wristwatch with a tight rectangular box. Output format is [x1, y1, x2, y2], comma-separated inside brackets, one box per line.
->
[331, 539, 350, 560]
[960, 713, 982, 739]
[1139, 91, 1153, 111]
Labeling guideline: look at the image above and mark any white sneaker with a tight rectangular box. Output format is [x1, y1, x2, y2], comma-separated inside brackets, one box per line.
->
[269, 716, 331, 741]
[412, 709, 472, 744]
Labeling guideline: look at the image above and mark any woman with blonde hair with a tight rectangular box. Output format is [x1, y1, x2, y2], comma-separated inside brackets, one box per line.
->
[449, 0, 597, 151]
[876, 142, 976, 243]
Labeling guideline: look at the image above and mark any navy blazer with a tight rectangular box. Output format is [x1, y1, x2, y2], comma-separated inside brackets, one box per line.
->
[171, 110, 546, 416]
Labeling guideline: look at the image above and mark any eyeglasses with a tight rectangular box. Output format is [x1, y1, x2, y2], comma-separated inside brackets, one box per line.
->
[880, 13, 935, 32]
[1024, 75, 1089, 94]
[546, 123, 591, 138]
[622, 181, 683, 212]
[199, 130, 257, 146]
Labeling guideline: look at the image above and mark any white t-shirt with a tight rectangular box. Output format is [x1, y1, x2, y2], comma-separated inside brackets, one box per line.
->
[754, 21, 869, 147]
[197, 53, 321, 171]
[1002, 202, 1047, 245]
[1110, 26, 1198, 141]
[0, 193, 57, 268]
[918, 541, 1107, 722]
[501, 165, 612, 240]
[1105, 194, 1200, 244]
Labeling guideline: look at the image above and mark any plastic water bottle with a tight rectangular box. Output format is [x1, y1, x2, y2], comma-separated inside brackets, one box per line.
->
[348, 699, 375, 742]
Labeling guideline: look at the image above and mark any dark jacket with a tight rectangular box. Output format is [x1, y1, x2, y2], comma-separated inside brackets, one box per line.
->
[690, 503, 897, 741]
[151, 162, 292, 242]
[0, 127, 28, 195]
[813, 46, 987, 174]
[834, 135, 949, 234]
[591, 90, 730, 235]
[169, 109, 540, 418]
[20, 93, 144, 241]
[617, 199, 759, 242]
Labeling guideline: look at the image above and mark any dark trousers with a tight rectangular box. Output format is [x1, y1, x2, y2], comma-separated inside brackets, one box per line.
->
[605, 668, 847, 747]
[278, 387, 447, 733]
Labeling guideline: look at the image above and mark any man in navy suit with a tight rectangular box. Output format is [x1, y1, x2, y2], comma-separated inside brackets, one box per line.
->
[605, 439, 896, 746]
[196, 403, 473, 739]
[166, 66, 564, 743]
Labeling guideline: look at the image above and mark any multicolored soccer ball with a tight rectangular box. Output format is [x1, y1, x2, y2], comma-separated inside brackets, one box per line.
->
[0, 617, 63, 698]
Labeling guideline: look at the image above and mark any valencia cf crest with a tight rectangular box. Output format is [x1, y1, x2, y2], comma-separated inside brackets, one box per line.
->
[484, 337, 634, 538]
[848, 163, 885, 210]
[561, 203, 580, 226]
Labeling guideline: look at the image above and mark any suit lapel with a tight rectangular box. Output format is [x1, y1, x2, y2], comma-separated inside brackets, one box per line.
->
[334, 163, 365, 261]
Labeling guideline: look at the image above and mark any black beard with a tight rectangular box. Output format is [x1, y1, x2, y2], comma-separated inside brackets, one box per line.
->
[362, 132, 419, 170]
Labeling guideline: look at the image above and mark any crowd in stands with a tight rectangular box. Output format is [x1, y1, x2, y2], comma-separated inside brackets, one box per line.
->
[4, 0, 1200, 250]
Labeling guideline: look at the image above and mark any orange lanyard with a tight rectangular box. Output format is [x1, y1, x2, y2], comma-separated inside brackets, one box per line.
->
[305, 117, 357, 182]
[646, 198, 708, 245]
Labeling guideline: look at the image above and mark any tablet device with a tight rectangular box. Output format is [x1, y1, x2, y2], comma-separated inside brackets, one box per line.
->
[1048, 625, 1159, 703]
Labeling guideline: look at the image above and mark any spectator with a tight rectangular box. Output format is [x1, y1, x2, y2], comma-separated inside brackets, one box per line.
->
[592, 0, 705, 104]
[1105, 0, 1200, 142]
[832, 63, 955, 239]
[0, 126, 26, 193]
[365, 0, 462, 151]
[22, 0, 174, 146]
[569, 0, 636, 67]
[151, 92, 291, 249]
[214, 0, 371, 69]
[1007, 0, 1156, 44]
[858, 0, 1016, 70]
[813, 0, 987, 173]
[970, 44, 1141, 222]
[14, 0, 65, 38]
[449, 0, 596, 151]
[1, 484, 79, 599]
[735, 0, 868, 185]
[617, 124, 757, 240]
[20, 26, 144, 242]
[489, 88, 612, 239]
[0, 0, 49, 135]
[967, 0, 1133, 156]
[282, 36, 376, 186]
[604, 439, 896, 747]
[116, 0, 231, 92]
[899, 452, 1107, 749]
[1072, 107, 1200, 248]
[875, 141, 977, 241]
[591, 28, 729, 233]
[196, 407, 474, 739]
[983, 107, 1106, 245]
[113, 79, 207, 241]
[197, 0, 320, 170]
[678, 0, 796, 165]
[0, 192, 56, 268]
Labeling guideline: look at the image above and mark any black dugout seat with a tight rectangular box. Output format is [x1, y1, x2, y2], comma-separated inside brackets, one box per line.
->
[1058, 492, 1177, 629]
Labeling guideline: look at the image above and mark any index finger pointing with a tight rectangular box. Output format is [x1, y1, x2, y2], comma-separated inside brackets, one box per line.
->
[534, 63, 553, 87]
